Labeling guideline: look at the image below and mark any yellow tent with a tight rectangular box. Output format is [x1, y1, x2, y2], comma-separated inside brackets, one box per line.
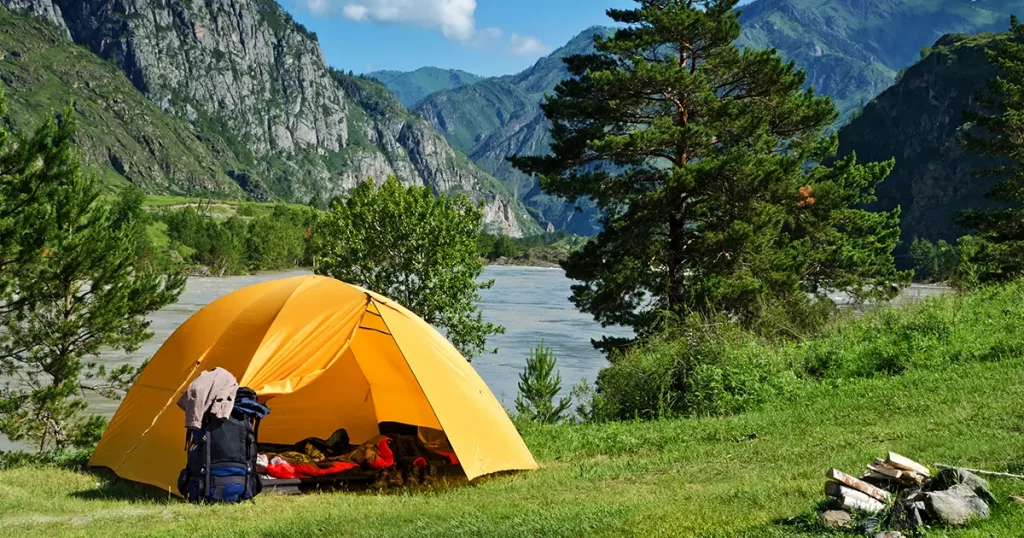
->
[89, 275, 538, 494]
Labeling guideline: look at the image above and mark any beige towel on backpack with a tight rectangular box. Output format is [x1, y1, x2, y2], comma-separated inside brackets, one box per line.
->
[176, 367, 239, 430]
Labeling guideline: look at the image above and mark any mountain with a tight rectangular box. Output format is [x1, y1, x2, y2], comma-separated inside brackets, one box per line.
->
[382, 1, 1024, 236]
[0, 8, 242, 197]
[736, 0, 1024, 122]
[836, 31, 1006, 264]
[0, 0, 536, 236]
[367, 67, 484, 108]
[412, 27, 613, 235]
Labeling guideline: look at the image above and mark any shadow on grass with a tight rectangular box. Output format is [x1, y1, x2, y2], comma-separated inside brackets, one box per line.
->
[69, 467, 178, 503]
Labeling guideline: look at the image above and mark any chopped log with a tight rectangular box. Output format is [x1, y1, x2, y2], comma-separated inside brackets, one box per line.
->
[935, 464, 1024, 481]
[887, 452, 930, 477]
[827, 469, 892, 503]
[867, 464, 904, 479]
[824, 482, 886, 513]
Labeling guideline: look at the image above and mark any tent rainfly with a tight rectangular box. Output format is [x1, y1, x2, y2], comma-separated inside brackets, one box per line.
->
[90, 275, 538, 494]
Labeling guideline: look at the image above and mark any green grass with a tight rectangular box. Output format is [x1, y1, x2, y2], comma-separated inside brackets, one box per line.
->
[5, 288, 1024, 536]
[2, 357, 1023, 537]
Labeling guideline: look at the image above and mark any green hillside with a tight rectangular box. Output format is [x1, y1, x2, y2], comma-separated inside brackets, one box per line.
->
[367, 67, 485, 108]
[0, 8, 243, 197]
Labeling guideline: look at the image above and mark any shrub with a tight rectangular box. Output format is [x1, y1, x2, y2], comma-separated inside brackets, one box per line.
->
[491, 235, 519, 260]
[584, 280, 1024, 423]
[592, 317, 789, 421]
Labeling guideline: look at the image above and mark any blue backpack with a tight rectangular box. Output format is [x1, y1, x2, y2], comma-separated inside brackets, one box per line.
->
[177, 387, 270, 503]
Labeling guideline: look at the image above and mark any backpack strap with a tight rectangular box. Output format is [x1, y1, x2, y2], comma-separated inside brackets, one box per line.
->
[204, 430, 212, 502]
[243, 417, 253, 501]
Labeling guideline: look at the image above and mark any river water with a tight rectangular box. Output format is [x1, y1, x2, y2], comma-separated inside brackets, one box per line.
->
[0, 268, 948, 451]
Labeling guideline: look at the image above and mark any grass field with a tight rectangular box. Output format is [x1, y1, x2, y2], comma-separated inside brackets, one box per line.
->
[2, 350, 1024, 537]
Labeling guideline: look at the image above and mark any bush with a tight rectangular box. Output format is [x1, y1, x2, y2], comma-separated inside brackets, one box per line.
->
[491, 235, 519, 260]
[584, 281, 1024, 423]
[910, 237, 958, 283]
[591, 316, 791, 421]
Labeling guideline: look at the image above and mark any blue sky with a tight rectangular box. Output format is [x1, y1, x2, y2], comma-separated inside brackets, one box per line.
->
[282, 0, 753, 77]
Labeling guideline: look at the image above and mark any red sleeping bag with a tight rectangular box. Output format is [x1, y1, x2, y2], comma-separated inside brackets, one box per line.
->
[265, 436, 395, 479]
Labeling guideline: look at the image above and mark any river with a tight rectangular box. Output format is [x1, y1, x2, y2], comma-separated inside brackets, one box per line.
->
[0, 268, 948, 451]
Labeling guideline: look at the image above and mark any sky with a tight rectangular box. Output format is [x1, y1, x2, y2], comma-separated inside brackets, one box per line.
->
[282, 0, 753, 78]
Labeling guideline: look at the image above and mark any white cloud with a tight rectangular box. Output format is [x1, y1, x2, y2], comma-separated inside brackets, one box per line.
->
[508, 33, 551, 57]
[465, 27, 503, 48]
[299, 0, 479, 42]
[342, 4, 369, 20]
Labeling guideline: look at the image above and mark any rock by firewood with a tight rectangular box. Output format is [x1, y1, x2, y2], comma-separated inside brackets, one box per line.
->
[933, 467, 990, 492]
[925, 484, 991, 526]
[821, 509, 852, 528]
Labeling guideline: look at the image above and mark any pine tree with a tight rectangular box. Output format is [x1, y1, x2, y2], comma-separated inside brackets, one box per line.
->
[511, 0, 907, 347]
[515, 342, 571, 424]
[0, 100, 185, 452]
[957, 17, 1024, 281]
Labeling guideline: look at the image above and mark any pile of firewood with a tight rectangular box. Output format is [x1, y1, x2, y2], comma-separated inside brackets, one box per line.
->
[822, 452, 997, 534]
[825, 452, 931, 513]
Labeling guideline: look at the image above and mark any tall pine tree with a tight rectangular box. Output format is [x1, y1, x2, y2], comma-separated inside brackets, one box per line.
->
[512, 0, 907, 347]
[958, 17, 1024, 281]
[0, 99, 185, 452]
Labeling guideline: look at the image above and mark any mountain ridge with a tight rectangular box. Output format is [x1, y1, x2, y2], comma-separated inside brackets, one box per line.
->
[0, 0, 538, 236]
[836, 30, 1008, 263]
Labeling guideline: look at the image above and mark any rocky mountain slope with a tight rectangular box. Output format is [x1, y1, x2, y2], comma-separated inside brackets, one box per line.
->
[384, 0, 1024, 236]
[736, 0, 1024, 122]
[367, 67, 484, 108]
[413, 27, 611, 235]
[0, 8, 242, 196]
[836, 31, 1006, 263]
[0, 0, 535, 236]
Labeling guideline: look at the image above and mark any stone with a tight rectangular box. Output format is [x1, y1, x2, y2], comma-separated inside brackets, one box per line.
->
[820, 510, 852, 528]
[861, 518, 880, 534]
[975, 485, 998, 507]
[933, 468, 990, 492]
[925, 484, 991, 526]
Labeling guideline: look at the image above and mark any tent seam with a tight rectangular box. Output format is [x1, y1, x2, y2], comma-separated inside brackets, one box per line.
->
[369, 298, 448, 456]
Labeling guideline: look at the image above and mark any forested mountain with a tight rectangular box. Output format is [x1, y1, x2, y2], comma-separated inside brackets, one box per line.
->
[836, 31, 1007, 263]
[0, 0, 538, 236]
[413, 27, 612, 235]
[367, 67, 485, 108]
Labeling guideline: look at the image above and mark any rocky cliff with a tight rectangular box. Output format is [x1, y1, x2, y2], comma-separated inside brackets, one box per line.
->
[0, 8, 242, 196]
[836, 32, 1007, 263]
[0, 0, 533, 235]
